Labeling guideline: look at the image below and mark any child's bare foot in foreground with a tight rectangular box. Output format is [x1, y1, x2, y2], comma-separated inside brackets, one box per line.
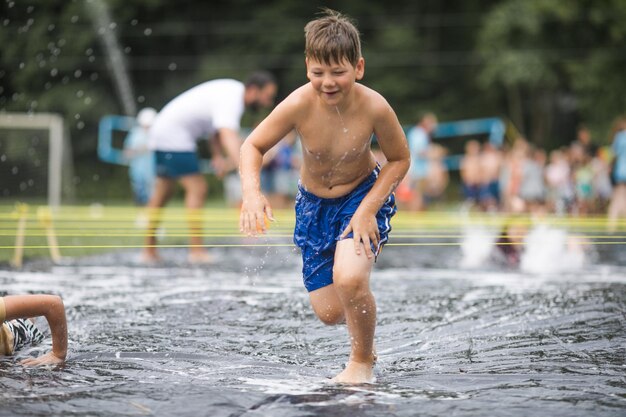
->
[331, 360, 376, 384]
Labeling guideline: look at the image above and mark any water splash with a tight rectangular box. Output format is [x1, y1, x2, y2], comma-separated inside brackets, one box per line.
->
[460, 226, 498, 268]
[334, 106, 348, 134]
[520, 225, 587, 274]
[85, 0, 136, 116]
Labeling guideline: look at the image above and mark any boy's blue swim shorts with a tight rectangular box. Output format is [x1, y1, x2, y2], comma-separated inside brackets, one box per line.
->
[293, 166, 396, 292]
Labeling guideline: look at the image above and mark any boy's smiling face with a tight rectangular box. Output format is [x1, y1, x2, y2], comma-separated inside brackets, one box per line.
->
[306, 57, 364, 106]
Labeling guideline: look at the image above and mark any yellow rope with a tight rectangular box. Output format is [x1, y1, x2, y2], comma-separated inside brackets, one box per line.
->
[0, 204, 624, 252]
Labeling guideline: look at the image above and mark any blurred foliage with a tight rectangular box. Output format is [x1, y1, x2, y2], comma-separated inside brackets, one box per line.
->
[0, 0, 625, 200]
[477, 0, 626, 148]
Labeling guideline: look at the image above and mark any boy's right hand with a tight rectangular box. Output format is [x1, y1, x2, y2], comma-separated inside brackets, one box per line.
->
[240, 193, 274, 236]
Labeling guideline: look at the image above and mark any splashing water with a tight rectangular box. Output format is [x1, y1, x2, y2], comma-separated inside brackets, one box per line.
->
[520, 224, 587, 274]
[460, 226, 498, 268]
[1, 243, 624, 417]
[459, 223, 589, 274]
[335, 106, 348, 133]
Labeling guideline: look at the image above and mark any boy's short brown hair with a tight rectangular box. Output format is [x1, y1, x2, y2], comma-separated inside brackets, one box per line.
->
[304, 9, 361, 67]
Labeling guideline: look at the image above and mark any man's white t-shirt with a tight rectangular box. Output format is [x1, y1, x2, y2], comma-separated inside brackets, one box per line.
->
[149, 79, 245, 152]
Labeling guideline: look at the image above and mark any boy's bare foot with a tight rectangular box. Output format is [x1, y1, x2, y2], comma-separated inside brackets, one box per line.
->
[188, 251, 213, 265]
[331, 360, 376, 384]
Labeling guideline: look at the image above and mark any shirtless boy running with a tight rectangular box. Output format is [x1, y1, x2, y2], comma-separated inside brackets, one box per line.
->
[239, 9, 410, 384]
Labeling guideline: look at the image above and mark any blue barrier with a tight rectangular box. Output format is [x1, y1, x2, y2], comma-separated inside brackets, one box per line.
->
[403, 117, 506, 170]
[97, 114, 135, 166]
[433, 117, 505, 147]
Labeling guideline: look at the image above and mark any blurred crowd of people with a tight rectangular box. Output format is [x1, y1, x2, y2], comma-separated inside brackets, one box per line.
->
[395, 114, 626, 232]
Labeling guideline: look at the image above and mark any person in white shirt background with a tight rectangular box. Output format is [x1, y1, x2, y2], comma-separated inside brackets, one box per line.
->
[142, 72, 278, 264]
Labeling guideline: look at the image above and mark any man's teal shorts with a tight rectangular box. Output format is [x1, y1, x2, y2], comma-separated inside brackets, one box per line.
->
[155, 151, 200, 178]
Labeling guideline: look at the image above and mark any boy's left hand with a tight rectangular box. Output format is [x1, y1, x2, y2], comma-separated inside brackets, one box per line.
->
[340, 212, 380, 259]
[20, 351, 65, 367]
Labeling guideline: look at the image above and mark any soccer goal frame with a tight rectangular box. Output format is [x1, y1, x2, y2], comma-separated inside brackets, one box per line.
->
[0, 112, 73, 207]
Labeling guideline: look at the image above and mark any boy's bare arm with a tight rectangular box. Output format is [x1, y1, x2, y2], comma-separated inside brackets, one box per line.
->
[3, 294, 68, 365]
[239, 98, 298, 235]
[341, 99, 411, 257]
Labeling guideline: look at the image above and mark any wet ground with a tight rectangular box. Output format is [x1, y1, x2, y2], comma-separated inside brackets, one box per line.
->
[1, 242, 625, 417]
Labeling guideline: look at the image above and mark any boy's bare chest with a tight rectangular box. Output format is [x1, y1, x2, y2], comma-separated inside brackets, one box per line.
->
[297, 116, 373, 162]
[300, 130, 372, 164]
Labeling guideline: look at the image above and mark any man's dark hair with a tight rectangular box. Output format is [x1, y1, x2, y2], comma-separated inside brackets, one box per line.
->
[245, 71, 276, 88]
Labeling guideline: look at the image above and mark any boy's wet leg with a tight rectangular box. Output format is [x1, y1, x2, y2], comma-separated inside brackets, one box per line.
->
[330, 238, 377, 384]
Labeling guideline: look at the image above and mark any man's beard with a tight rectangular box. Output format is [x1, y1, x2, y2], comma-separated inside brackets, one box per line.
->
[247, 100, 260, 112]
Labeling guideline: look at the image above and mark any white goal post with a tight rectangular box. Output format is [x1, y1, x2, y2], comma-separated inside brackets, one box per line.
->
[0, 112, 73, 207]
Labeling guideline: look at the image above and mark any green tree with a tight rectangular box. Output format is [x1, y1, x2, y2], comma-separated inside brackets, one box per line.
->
[477, 0, 626, 147]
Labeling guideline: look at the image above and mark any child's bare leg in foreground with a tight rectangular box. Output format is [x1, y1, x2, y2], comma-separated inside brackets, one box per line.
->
[309, 238, 377, 384]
